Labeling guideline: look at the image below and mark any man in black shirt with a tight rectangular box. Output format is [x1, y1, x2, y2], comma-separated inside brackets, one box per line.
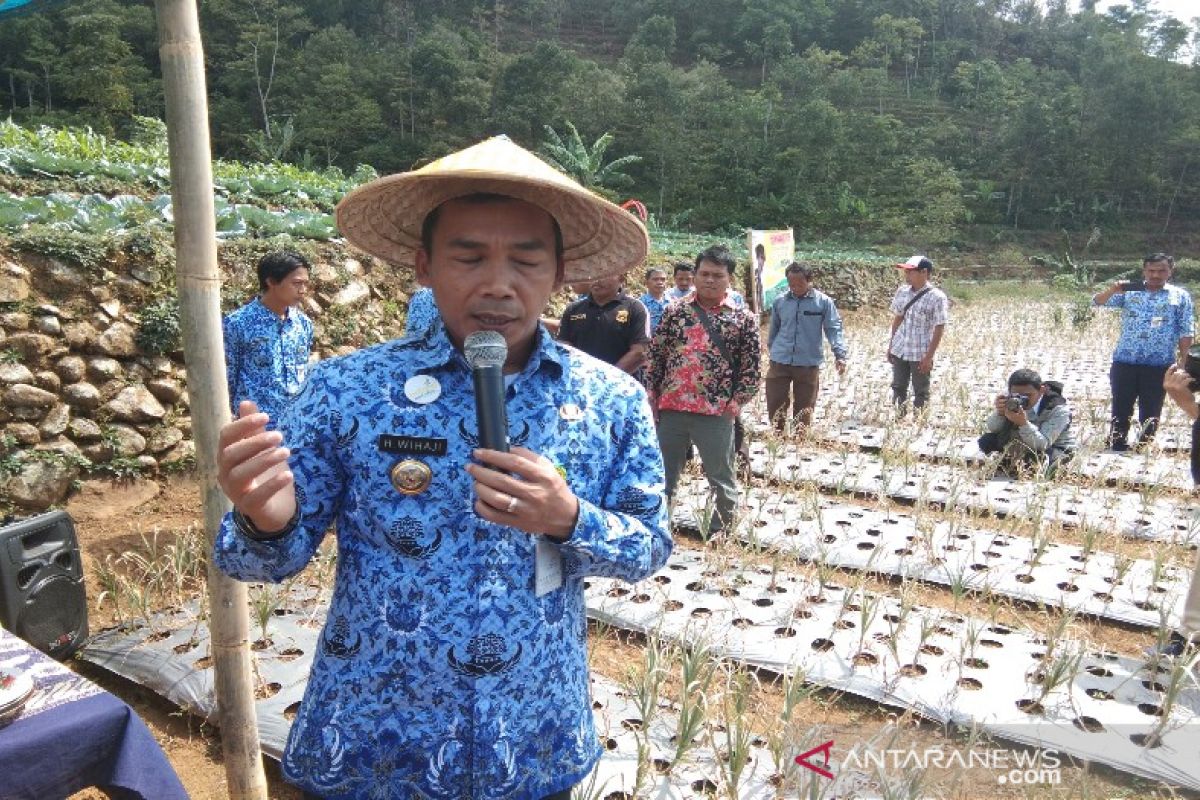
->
[558, 273, 650, 375]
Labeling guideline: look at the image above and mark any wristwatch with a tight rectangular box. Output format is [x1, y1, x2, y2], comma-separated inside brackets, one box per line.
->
[232, 507, 300, 542]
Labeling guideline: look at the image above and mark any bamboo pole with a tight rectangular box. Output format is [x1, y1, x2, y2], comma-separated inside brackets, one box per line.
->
[154, 2, 268, 797]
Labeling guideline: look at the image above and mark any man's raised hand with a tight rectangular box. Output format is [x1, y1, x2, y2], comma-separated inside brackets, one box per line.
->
[217, 400, 297, 533]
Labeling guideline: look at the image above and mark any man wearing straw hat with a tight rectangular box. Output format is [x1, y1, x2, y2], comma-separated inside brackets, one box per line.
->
[213, 136, 672, 799]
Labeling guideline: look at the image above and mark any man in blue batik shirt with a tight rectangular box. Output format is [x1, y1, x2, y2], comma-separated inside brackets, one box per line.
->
[664, 261, 693, 302]
[214, 137, 671, 800]
[1093, 253, 1195, 451]
[223, 251, 314, 425]
[403, 286, 440, 337]
[638, 266, 670, 334]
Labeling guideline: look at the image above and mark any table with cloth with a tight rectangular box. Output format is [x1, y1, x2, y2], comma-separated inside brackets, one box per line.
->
[0, 627, 188, 800]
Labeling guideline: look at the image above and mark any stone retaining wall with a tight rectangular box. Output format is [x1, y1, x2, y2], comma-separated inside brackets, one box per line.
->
[0, 246, 410, 513]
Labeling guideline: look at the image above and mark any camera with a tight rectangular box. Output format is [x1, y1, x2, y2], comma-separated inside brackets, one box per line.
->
[1185, 344, 1200, 391]
[1005, 393, 1030, 412]
[1120, 279, 1147, 292]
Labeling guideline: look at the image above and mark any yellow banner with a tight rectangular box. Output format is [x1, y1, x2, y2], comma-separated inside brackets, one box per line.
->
[748, 229, 794, 311]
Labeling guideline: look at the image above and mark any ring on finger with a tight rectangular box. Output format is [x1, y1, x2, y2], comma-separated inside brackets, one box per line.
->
[505, 494, 519, 514]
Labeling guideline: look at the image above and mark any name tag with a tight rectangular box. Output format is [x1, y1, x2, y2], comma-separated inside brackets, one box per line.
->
[569, 313, 588, 321]
[535, 538, 564, 596]
[378, 435, 448, 455]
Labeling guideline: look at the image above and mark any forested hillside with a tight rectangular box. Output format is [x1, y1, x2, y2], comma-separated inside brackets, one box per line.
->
[0, 0, 1197, 249]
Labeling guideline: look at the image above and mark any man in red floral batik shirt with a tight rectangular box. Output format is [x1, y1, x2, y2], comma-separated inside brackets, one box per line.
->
[646, 244, 762, 537]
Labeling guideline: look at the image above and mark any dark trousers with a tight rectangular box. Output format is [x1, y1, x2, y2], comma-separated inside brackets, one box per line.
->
[659, 410, 738, 531]
[1192, 416, 1200, 485]
[890, 357, 931, 410]
[978, 429, 1071, 477]
[1109, 361, 1169, 446]
[765, 362, 820, 433]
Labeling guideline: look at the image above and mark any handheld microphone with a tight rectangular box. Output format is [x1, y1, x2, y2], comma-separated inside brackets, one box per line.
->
[464, 330, 509, 452]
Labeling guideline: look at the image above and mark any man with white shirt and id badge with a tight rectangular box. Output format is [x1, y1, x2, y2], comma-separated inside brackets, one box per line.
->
[213, 137, 671, 800]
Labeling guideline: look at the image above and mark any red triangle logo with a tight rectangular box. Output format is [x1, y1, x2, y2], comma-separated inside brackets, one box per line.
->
[795, 740, 835, 780]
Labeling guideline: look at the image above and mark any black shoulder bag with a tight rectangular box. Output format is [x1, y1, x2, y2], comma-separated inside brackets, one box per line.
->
[693, 303, 738, 374]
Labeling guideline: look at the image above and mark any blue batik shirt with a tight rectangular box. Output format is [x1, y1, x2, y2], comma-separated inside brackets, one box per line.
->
[1103, 284, 1195, 367]
[223, 297, 314, 421]
[213, 323, 672, 800]
[404, 287, 440, 337]
[639, 292, 670, 334]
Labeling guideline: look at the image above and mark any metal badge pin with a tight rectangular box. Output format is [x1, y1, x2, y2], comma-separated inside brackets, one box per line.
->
[404, 375, 441, 404]
[390, 459, 433, 495]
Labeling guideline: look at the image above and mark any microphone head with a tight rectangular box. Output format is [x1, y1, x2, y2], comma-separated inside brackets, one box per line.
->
[464, 330, 508, 370]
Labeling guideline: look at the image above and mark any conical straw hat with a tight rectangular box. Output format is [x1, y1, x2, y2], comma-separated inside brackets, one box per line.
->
[335, 136, 649, 282]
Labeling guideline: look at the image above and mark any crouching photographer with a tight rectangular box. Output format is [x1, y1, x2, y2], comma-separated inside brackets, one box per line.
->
[978, 369, 1077, 477]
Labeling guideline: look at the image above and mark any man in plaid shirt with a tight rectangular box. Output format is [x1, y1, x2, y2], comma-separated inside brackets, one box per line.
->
[887, 255, 949, 414]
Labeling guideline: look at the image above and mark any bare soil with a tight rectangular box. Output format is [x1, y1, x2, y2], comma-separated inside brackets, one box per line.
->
[62, 475, 304, 800]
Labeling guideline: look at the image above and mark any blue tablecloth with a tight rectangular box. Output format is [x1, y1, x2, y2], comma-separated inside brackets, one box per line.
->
[0, 628, 189, 800]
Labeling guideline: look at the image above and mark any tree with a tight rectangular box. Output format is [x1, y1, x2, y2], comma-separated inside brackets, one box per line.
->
[539, 122, 641, 199]
[0, 14, 58, 114]
[0, 0, 1195, 244]
[1150, 17, 1190, 61]
[869, 14, 925, 97]
[58, 0, 140, 128]
[201, 0, 314, 154]
[623, 14, 675, 69]
[280, 25, 387, 167]
[407, 22, 492, 153]
[490, 42, 582, 142]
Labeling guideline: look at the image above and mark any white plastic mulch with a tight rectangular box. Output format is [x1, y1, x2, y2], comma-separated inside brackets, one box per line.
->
[77, 545, 1200, 794]
[744, 442, 1199, 544]
[806, 420, 1194, 491]
[673, 477, 1193, 630]
[79, 586, 804, 799]
[586, 549, 1200, 793]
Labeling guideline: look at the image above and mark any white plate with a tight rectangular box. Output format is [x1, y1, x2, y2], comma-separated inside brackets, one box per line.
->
[0, 668, 33, 713]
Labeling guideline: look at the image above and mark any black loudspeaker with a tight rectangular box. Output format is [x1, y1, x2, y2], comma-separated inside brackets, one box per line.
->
[0, 510, 88, 659]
